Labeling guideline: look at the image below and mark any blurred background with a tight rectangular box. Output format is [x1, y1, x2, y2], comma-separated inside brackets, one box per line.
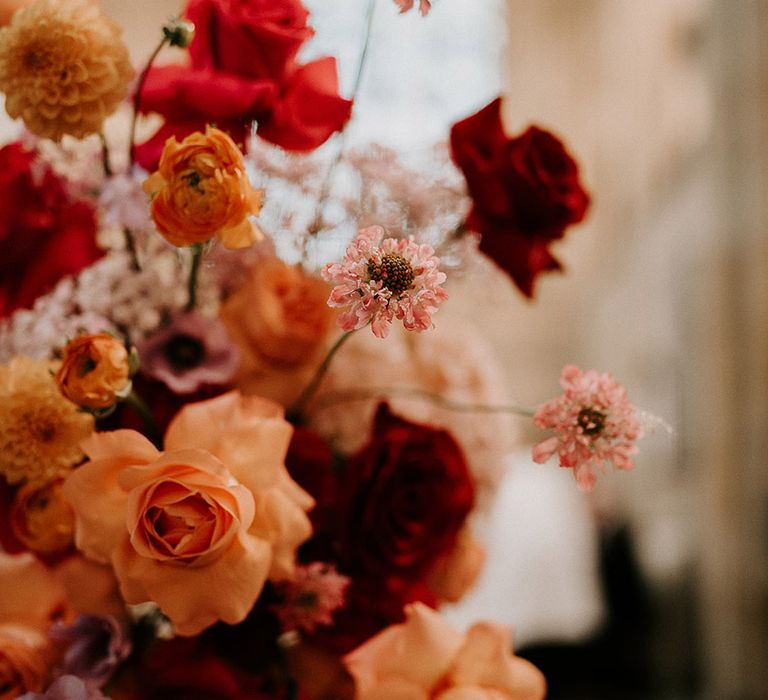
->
[7, 0, 768, 697]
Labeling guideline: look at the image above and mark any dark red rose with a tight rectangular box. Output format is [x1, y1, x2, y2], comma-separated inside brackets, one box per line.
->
[135, 0, 352, 169]
[339, 404, 475, 584]
[0, 143, 101, 318]
[450, 97, 590, 297]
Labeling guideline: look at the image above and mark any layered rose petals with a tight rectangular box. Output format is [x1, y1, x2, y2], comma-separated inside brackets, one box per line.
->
[64, 391, 314, 635]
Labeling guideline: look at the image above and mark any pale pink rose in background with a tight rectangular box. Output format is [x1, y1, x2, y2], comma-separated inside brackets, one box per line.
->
[220, 257, 337, 406]
[306, 316, 519, 511]
[344, 603, 546, 700]
[426, 528, 486, 604]
[63, 391, 314, 635]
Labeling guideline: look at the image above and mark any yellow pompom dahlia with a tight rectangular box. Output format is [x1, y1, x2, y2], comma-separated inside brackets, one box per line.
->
[0, 0, 134, 141]
[0, 356, 94, 485]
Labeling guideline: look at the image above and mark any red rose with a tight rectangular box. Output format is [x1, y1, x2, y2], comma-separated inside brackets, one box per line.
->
[0, 143, 101, 318]
[450, 97, 590, 297]
[339, 404, 475, 584]
[135, 0, 352, 169]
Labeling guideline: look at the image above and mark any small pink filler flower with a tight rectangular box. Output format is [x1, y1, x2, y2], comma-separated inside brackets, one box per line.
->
[532, 365, 643, 491]
[322, 225, 447, 338]
[273, 562, 350, 634]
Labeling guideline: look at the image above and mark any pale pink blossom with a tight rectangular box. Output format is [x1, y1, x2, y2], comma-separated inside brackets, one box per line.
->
[321, 226, 448, 338]
[532, 365, 643, 491]
[273, 562, 350, 634]
[394, 0, 432, 16]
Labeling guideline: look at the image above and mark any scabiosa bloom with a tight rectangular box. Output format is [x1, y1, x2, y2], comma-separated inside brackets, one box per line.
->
[532, 365, 643, 491]
[322, 226, 447, 339]
[136, 313, 239, 395]
[273, 562, 350, 634]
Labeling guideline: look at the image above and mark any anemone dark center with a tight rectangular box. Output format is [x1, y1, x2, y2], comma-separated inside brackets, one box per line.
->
[367, 253, 414, 295]
[577, 407, 606, 436]
[164, 334, 205, 371]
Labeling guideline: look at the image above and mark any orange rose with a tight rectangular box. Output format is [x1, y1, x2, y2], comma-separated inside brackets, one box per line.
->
[63, 391, 314, 635]
[344, 603, 546, 700]
[220, 258, 336, 404]
[56, 333, 132, 410]
[10, 477, 74, 555]
[144, 126, 263, 249]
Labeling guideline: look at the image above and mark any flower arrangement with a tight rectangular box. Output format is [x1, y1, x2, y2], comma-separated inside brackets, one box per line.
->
[0, 1, 661, 698]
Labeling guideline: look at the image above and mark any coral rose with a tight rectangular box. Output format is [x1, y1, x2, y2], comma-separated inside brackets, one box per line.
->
[450, 97, 590, 297]
[63, 391, 314, 635]
[220, 258, 336, 404]
[56, 333, 132, 411]
[143, 126, 263, 250]
[344, 603, 546, 700]
[0, 0, 134, 141]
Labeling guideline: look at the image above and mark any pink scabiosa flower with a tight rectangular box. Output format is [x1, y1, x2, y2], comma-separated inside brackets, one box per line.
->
[322, 226, 447, 339]
[273, 562, 349, 635]
[394, 0, 432, 15]
[532, 365, 643, 491]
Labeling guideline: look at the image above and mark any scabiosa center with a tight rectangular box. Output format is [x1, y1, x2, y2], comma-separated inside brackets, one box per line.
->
[367, 253, 415, 295]
[577, 407, 605, 436]
[163, 333, 206, 371]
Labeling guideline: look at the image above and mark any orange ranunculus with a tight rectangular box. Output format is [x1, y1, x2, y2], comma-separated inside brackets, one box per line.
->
[220, 257, 336, 404]
[0, 625, 52, 699]
[56, 333, 131, 410]
[344, 603, 546, 700]
[143, 126, 263, 250]
[63, 391, 314, 636]
[10, 477, 74, 556]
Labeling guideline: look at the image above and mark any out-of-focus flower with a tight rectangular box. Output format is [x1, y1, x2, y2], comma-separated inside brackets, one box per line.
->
[273, 562, 350, 634]
[322, 226, 448, 338]
[0, 143, 100, 319]
[49, 615, 130, 687]
[425, 527, 485, 604]
[143, 127, 263, 250]
[56, 333, 132, 411]
[340, 404, 474, 584]
[0, 357, 94, 485]
[136, 312, 239, 395]
[134, 0, 352, 169]
[0, 0, 32, 27]
[344, 603, 546, 700]
[17, 674, 107, 700]
[0, 552, 71, 699]
[98, 171, 154, 235]
[393, 0, 432, 15]
[10, 477, 74, 556]
[220, 258, 335, 404]
[450, 98, 590, 297]
[0, 0, 134, 141]
[532, 365, 643, 491]
[63, 391, 314, 635]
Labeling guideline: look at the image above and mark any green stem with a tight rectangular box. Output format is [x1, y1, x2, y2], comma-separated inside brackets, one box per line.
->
[312, 385, 536, 418]
[186, 243, 204, 311]
[288, 330, 355, 420]
[129, 35, 169, 167]
[99, 132, 113, 177]
[123, 390, 162, 448]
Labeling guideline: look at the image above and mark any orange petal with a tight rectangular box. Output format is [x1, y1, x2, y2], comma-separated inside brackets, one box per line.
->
[218, 217, 263, 250]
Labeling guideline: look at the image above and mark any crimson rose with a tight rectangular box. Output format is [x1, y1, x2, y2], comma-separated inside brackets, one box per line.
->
[135, 0, 352, 169]
[0, 143, 100, 318]
[450, 97, 590, 297]
[339, 404, 475, 584]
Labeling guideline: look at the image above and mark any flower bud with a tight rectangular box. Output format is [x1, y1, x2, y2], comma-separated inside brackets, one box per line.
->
[56, 333, 132, 410]
[163, 18, 195, 48]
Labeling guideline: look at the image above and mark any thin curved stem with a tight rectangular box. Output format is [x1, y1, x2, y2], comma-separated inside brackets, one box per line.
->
[288, 330, 356, 420]
[312, 385, 536, 417]
[186, 243, 204, 311]
[128, 35, 169, 167]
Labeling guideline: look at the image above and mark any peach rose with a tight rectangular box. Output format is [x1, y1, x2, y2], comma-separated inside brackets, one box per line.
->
[56, 333, 132, 410]
[426, 528, 486, 604]
[63, 391, 314, 635]
[143, 126, 263, 249]
[344, 603, 546, 700]
[10, 477, 75, 555]
[220, 257, 337, 404]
